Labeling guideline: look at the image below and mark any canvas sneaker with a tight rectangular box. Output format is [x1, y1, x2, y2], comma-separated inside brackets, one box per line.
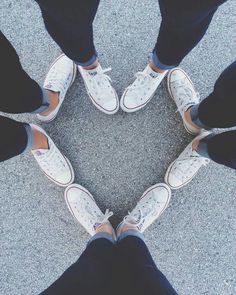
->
[78, 64, 119, 115]
[120, 64, 168, 113]
[65, 184, 115, 236]
[116, 183, 171, 235]
[37, 54, 77, 122]
[31, 124, 74, 186]
[165, 132, 211, 189]
[167, 68, 201, 135]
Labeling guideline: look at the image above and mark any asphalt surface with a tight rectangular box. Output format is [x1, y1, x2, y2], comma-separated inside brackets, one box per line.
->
[1, 1, 236, 294]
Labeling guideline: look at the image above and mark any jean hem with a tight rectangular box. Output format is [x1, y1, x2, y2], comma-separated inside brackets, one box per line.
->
[87, 232, 115, 246]
[117, 230, 145, 243]
[151, 51, 177, 70]
[22, 124, 33, 154]
[190, 104, 212, 130]
[75, 54, 97, 67]
[30, 88, 49, 114]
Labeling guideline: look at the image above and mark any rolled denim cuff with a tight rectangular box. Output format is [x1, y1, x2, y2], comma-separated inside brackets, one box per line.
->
[151, 51, 177, 70]
[22, 124, 33, 154]
[117, 229, 145, 243]
[75, 54, 97, 67]
[196, 134, 215, 159]
[190, 104, 211, 130]
[31, 87, 49, 114]
[87, 232, 115, 246]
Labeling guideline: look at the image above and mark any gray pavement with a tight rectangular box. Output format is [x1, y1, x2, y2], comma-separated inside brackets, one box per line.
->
[1, 1, 236, 294]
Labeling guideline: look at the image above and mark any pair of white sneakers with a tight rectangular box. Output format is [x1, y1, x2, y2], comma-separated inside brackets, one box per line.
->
[65, 183, 171, 237]
[31, 54, 167, 186]
[164, 68, 211, 189]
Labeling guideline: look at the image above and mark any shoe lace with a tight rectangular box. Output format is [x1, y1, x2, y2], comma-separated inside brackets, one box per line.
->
[123, 202, 161, 230]
[131, 71, 154, 92]
[94, 209, 114, 229]
[173, 79, 200, 113]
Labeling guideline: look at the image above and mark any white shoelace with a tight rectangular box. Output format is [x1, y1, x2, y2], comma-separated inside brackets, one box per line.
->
[130, 71, 155, 94]
[123, 202, 161, 230]
[94, 209, 114, 229]
[172, 79, 200, 114]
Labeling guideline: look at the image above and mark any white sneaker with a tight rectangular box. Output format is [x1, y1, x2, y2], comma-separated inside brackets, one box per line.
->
[165, 132, 211, 189]
[78, 64, 119, 115]
[65, 184, 114, 236]
[31, 124, 74, 187]
[116, 183, 171, 235]
[120, 64, 168, 113]
[37, 54, 77, 122]
[167, 68, 201, 135]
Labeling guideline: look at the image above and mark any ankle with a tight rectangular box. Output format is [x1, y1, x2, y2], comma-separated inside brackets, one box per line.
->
[184, 107, 200, 129]
[31, 128, 49, 150]
[95, 222, 114, 235]
[39, 90, 59, 116]
[149, 61, 166, 74]
[83, 59, 99, 70]
[192, 138, 200, 151]
[120, 223, 139, 234]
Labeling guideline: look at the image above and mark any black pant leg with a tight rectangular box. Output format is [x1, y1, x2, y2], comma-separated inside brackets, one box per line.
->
[0, 32, 45, 113]
[35, 0, 100, 63]
[198, 61, 236, 128]
[205, 131, 236, 169]
[0, 116, 29, 162]
[116, 236, 178, 295]
[40, 239, 116, 295]
[155, 0, 227, 66]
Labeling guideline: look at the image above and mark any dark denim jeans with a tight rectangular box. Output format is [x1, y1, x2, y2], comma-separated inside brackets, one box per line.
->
[192, 61, 236, 169]
[153, 0, 227, 69]
[39, 234, 178, 295]
[0, 32, 48, 161]
[35, 0, 227, 68]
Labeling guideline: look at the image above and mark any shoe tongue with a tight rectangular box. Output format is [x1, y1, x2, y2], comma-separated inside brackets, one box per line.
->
[87, 64, 102, 76]
[43, 83, 59, 92]
[145, 65, 162, 78]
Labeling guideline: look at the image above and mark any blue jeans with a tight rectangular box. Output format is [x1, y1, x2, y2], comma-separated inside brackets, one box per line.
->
[191, 61, 236, 170]
[153, 0, 227, 69]
[40, 232, 178, 295]
[35, 0, 227, 68]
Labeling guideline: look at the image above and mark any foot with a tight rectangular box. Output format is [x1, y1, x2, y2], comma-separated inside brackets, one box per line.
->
[116, 183, 171, 235]
[78, 63, 119, 115]
[37, 54, 77, 122]
[65, 183, 115, 236]
[165, 131, 211, 189]
[31, 124, 74, 186]
[120, 64, 168, 113]
[167, 68, 201, 135]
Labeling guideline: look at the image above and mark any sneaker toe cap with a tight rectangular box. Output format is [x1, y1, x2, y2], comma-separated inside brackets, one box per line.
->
[102, 98, 118, 112]
[166, 173, 183, 189]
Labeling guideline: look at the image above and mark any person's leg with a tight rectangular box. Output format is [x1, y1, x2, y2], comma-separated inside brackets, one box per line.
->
[0, 116, 32, 162]
[153, 0, 227, 70]
[1, 31, 49, 114]
[117, 234, 177, 295]
[0, 117, 74, 186]
[35, 0, 119, 115]
[115, 184, 176, 294]
[35, 0, 100, 66]
[40, 184, 117, 294]
[40, 234, 116, 295]
[1, 31, 76, 120]
[121, 0, 227, 113]
[189, 61, 236, 129]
